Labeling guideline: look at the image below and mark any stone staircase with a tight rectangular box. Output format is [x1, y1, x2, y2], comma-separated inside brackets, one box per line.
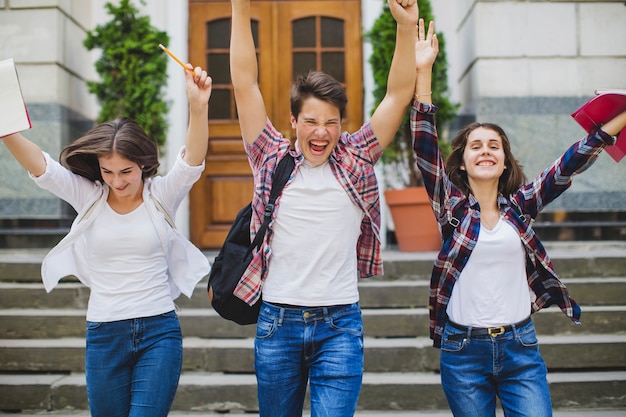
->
[0, 242, 625, 414]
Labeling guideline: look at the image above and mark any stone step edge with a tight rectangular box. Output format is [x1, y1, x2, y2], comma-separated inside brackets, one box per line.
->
[2, 334, 626, 349]
[2, 305, 626, 317]
[3, 276, 626, 289]
[1, 371, 625, 386]
[1, 412, 625, 417]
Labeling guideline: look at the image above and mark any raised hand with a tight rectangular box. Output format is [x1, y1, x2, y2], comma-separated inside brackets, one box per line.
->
[185, 65, 212, 113]
[416, 18, 438, 72]
[183, 65, 212, 166]
[388, 0, 418, 27]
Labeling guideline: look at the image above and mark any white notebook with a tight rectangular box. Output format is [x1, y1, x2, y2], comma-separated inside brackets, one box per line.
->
[0, 58, 31, 138]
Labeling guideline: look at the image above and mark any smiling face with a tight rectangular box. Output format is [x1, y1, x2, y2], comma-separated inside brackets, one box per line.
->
[461, 127, 506, 185]
[98, 152, 144, 200]
[291, 96, 341, 166]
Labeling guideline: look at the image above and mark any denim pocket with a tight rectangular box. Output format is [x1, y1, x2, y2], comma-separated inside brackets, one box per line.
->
[86, 321, 103, 330]
[159, 310, 178, 319]
[440, 324, 467, 352]
[256, 313, 277, 340]
[516, 323, 539, 348]
[329, 310, 364, 337]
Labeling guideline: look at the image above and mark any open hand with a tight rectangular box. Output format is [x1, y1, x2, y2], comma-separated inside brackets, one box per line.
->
[416, 18, 438, 72]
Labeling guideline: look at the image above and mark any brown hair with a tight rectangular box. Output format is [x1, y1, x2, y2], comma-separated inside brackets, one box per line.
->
[290, 71, 348, 120]
[445, 122, 527, 197]
[59, 117, 159, 182]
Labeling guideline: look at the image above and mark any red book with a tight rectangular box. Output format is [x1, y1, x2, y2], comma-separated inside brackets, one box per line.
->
[571, 90, 626, 163]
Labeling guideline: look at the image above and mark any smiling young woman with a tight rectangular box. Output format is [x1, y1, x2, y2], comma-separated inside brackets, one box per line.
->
[411, 18, 626, 417]
[1, 64, 214, 417]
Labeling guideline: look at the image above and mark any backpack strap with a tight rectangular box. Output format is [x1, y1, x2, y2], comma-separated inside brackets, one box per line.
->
[151, 194, 176, 229]
[441, 202, 465, 243]
[509, 200, 530, 225]
[249, 153, 295, 251]
[441, 199, 530, 243]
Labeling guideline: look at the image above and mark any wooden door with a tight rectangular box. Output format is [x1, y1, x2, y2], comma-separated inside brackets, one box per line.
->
[189, 0, 363, 248]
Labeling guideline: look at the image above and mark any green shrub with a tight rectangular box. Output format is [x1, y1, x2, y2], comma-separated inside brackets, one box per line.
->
[84, 0, 170, 149]
[367, 0, 458, 187]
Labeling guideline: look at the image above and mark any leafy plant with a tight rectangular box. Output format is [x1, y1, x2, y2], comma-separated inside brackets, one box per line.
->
[84, 0, 170, 148]
[367, 0, 458, 187]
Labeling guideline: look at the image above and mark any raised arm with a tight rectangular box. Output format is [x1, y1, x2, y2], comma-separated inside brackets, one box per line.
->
[1, 133, 47, 177]
[183, 65, 213, 166]
[414, 19, 438, 104]
[230, 0, 268, 144]
[600, 109, 626, 137]
[370, 0, 418, 149]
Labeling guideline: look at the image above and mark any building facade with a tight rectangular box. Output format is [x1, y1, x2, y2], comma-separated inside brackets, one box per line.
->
[0, 0, 624, 247]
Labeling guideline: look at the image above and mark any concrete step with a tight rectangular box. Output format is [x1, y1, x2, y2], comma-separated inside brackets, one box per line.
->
[379, 241, 626, 280]
[1, 242, 624, 415]
[1, 412, 625, 417]
[3, 277, 625, 310]
[1, 334, 624, 374]
[2, 242, 626, 283]
[1, 306, 624, 339]
[1, 371, 625, 412]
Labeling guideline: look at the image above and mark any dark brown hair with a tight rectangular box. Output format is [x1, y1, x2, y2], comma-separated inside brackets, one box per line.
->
[59, 117, 159, 182]
[290, 71, 348, 120]
[445, 122, 527, 197]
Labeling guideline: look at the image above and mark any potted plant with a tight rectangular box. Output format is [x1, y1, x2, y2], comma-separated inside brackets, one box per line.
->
[367, 0, 458, 251]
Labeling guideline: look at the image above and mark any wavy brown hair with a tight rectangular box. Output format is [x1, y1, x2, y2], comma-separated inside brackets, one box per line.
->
[290, 71, 348, 121]
[59, 118, 160, 182]
[445, 122, 527, 197]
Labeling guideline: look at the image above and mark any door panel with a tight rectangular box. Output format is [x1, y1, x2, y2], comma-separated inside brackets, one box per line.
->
[275, 1, 363, 136]
[189, 0, 362, 248]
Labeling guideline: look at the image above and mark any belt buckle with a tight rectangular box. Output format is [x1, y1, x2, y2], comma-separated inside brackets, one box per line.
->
[488, 326, 505, 337]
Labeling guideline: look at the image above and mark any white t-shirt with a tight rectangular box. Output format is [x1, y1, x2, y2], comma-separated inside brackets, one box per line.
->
[446, 217, 531, 327]
[262, 160, 363, 306]
[84, 202, 174, 321]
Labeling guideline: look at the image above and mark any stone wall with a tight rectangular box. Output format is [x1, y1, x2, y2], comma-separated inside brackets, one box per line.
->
[442, 0, 626, 212]
[0, 0, 96, 220]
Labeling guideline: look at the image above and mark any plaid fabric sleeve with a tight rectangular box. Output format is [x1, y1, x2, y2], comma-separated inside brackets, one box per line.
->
[515, 128, 616, 218]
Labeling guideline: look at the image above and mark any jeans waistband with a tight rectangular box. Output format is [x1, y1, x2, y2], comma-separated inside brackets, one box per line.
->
[262, 301, 359, 321]
[447, 316, 531, 338]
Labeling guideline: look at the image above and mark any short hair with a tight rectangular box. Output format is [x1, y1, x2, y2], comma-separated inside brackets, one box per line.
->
[59, 117, 160, 182]
[445, 122, 527, 197]
[290, 71, 348, 120]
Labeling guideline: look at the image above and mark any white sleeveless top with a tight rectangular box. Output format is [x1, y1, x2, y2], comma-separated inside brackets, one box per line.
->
[446, 217, 531, 327]
[262, 160, 363, 306]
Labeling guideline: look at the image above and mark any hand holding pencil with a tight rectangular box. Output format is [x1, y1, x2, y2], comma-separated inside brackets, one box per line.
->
[158, 43, 211, 111]
[159, 44, 193, 72]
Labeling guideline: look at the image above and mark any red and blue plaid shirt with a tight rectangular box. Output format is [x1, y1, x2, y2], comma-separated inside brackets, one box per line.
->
[412, 100, 616, 348]
[234, 119, 384, 305]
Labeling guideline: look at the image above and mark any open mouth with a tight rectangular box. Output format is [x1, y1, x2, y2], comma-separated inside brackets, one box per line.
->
[309, 140, 328, 154]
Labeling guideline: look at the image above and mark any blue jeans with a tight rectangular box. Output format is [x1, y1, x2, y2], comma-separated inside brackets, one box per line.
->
[439, 317, 552, 417]
[255, 301, 364, 417]
[85, 310, 182, 417]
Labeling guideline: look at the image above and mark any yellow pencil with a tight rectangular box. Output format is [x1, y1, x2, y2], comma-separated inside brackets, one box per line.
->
[158, 44, 193, 72]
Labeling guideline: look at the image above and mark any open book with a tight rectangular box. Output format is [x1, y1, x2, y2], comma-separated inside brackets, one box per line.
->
[571, 89, 626, 162]
[0, 58, 31, 138]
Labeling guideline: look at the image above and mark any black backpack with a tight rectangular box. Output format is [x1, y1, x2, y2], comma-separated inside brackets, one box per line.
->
[207, 154, 294, 325]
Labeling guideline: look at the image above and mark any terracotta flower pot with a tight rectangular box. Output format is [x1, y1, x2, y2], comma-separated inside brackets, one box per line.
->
[384, 186, 441, 252]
